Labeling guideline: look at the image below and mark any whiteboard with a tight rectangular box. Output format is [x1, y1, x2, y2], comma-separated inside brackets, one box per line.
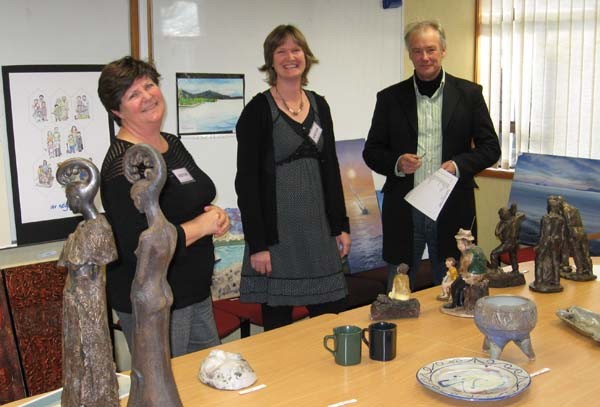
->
[0, 0, 130, 247]
[152, 0, 403, 208]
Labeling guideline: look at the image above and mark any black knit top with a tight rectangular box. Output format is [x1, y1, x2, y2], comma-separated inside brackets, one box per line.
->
[100, 133, 216, 313]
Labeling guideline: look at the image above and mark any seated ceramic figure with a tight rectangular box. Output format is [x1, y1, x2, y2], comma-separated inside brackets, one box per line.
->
[444, 229, 489, 312]
[437, 257, 457, 301]
[389, 263, 411, 301]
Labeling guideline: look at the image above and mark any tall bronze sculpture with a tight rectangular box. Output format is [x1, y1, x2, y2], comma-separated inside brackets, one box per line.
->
[123, 144, 182, 407]
[487, 203, 526, 287]
[559, 197, 597, 281]
[530, 196, 565, 293]
[57, 158, 119, 407]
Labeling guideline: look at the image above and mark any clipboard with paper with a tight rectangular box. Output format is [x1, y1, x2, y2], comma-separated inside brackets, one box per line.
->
[404, 168, 458, 221]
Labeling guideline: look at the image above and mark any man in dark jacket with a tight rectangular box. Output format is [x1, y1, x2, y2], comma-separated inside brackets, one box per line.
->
[363, 20, 500, 290]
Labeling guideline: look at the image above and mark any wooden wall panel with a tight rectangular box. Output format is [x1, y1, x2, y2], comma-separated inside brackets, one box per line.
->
[0, 272, 26, 403]
[3, 262, 66, 396]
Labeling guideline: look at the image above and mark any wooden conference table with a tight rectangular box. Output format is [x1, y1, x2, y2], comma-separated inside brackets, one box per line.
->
[5, 259, 600, 406]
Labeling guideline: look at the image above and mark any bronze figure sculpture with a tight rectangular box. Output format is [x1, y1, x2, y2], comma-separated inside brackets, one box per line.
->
[487, 203, 526, 287]
[530, 196, 565, 293]
[57, 158, 119, 407]
[559, 198, 597, 281]
[124, 144, 182, 407]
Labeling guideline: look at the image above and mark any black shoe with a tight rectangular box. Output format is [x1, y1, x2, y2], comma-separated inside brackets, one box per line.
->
[443, 303, 457, 309]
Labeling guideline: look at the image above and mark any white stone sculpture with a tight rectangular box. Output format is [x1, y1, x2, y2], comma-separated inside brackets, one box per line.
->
[198, 350, 257, 390]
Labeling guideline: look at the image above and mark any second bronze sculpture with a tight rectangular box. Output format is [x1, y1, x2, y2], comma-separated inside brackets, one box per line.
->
[123, 144, 183, 407]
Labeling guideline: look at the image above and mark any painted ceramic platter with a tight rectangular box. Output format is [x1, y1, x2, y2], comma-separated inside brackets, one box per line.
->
[416, 357, 531, 401]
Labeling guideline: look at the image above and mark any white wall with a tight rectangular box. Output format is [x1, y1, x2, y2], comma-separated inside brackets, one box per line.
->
[0, 0, 403, 251]
[0, 0, 130, 248]
[152, 0, 403, 207]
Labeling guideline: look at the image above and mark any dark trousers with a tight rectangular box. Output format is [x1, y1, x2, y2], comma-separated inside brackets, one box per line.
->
[411, 208, 444, 286]
[262, 297, 348, 331]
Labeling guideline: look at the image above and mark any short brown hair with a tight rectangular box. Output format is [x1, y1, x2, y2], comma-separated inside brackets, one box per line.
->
[259, 25, 318, 86]
[97, 56, 161, 126]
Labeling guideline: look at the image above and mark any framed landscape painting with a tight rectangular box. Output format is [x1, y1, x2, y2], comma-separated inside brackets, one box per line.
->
[176, 73, 244, 136]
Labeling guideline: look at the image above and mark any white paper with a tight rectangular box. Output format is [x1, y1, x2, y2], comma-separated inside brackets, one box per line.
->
[328, 399, 358, 407]
[238, 383, 267, 395]
[404, 168, 458, 221]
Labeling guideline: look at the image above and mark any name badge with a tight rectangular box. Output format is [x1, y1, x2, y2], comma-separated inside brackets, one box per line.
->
[172, 168, 195, 184]
[308, 122, 322, 145]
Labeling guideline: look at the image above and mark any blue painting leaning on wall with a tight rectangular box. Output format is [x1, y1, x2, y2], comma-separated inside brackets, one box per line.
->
[336, 138, 385, 273]
[508, 153, 600, 255]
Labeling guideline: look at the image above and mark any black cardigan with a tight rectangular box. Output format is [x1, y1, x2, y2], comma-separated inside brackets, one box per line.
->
[235, 91, 349, 255]
[101, 134, 216, 313]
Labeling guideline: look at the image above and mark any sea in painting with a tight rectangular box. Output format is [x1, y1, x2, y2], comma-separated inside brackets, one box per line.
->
[179, 98, 243, 134]
[336, 138, 385, 273]
[508, 153, 600, 254]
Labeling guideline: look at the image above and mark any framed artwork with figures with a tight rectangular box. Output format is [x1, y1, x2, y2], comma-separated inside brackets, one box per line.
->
[2, 64, 114, 245]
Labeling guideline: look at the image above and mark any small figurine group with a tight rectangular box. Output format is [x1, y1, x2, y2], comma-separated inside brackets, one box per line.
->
[437, 203, 525, 314]
[530, 195, 596, 293]
[436, 196, 596, 309]
[439, 228, 489, 317]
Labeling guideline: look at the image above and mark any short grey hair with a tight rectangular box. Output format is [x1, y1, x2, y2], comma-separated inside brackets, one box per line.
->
[404, 20, 447, 50]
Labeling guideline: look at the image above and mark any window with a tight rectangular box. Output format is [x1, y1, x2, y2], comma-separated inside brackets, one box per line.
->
[478, 0, 600, 168]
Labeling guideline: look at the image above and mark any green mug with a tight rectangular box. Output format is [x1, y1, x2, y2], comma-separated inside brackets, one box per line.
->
[323, 325, 362, 366]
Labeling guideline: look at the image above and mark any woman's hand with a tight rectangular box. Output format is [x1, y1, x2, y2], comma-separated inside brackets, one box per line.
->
[251, 250, 272, 276]
[181, 205, 230, 246]
[336, 232, 351, 258]
[203, 205, 230, 237]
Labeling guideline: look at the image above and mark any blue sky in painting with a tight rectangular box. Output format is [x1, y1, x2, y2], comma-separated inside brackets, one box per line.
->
[178, 77, 243, 97]
[514, 153, 600, 193]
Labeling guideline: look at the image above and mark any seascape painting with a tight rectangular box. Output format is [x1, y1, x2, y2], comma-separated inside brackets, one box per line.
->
[176, 73, 244, 136]
[508, 153, 600, 255]
[336, 138, 385, 273]
[212, 207, 244, 300]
